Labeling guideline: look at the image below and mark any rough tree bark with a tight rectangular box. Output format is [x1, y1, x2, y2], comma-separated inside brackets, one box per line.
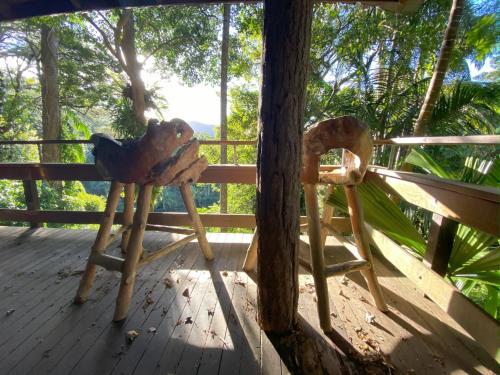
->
[40, 25, 61, 162]
[121, 9, 147, 126]
[257, 0, 313, 333]
[412, 0, 464, 136]
[220, 3, 230, 214]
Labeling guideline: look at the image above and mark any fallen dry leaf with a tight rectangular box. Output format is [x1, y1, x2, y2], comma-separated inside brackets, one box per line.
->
[365, 312, 376, 324]
[126, 330, 139, 343]
[163, 277, 174, 288]
[235, 279, 246, 287]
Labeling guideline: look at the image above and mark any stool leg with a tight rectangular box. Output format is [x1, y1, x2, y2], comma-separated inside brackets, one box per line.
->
[180, 183, 214, 261]
[344, 185, 388, 312]
[120, 183, 135, 254]
[243, 227, 258, 271]
[75, 180, 123, 304]
[304, 183, 333, 332]
[320, 184, 334, 248]
[113, 184, 153, 322]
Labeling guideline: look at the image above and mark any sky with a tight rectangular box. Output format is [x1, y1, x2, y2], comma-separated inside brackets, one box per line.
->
[144, 58, 495, 126]
[143, 70, 222, 126]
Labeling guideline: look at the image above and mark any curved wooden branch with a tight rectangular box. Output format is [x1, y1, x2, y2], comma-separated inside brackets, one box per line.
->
[301, 116, 372, 185]
[91, 118, 199, 184]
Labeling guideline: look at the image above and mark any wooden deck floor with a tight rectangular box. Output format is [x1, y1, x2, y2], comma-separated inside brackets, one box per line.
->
[0, 226, 497, 375]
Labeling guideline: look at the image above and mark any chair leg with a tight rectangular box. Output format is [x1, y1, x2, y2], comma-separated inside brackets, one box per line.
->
[75, 181, 123, 304]
[113, 184, 153, 322]
[180, 183, 214, 261]
[304, 183, 333, 332]
[243, 227, 258, 271]
[320, 184, 334, 249]
[344, 185, 388, 312]
[120, 183, 135, 254]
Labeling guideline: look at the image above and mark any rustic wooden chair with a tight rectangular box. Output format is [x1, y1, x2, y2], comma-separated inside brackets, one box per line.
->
[243, 116, 387, 332]
[74, 119, 213, 322]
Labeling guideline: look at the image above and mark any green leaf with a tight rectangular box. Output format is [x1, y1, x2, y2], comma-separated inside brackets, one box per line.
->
[327, 182, 426, 255]
[405, 148, 455, 179]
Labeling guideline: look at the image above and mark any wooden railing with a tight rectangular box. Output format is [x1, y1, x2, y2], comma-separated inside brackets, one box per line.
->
[0, 134, 499, 359]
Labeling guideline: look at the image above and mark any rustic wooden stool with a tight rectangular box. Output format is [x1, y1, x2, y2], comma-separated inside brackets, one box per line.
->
[243, 116, 387, 332]
[74, 119, 213, 322]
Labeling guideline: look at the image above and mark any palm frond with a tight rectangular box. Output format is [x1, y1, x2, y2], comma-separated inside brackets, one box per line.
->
[327, 182, 426, 255]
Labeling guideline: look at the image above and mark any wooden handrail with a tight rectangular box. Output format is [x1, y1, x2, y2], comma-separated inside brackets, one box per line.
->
[0, 163, 497, 236]
[0, 139, 257, 146]
[365, 168, 499, 237]
[1, 134, 497, 146]
[374, 135, 500, 145]
[0, 163, 257, 183]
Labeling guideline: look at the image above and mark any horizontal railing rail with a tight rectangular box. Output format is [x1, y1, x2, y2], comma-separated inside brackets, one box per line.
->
[1, 134, 498, 146]
[0, 163, 498, 235]
[0, 139, 257, 145]
[1, 134, 499, 146]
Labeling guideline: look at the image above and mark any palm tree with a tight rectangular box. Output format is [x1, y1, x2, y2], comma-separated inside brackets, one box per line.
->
[413, 0, 465, 136]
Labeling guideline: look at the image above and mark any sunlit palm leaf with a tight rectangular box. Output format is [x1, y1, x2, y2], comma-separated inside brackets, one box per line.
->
[327, 182, 426, 255]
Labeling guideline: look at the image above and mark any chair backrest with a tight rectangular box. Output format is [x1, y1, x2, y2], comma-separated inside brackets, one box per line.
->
[301, 116, 373, 185]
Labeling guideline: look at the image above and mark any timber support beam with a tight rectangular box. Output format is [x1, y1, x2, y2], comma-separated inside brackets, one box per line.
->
[256, 0, 313, 333]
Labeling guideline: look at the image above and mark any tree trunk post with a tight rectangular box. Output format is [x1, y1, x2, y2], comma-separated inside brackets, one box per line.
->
[220, 3, 230, 214]
[257, 0, 313, 333]
[40, 25, 61, 163]
[22, 180, 40, 228]
[121, 9, 147, 126]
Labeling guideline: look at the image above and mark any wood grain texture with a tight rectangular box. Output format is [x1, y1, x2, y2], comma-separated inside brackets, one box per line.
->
[256, 0, 313, 333]
[0, 226, 498, 373]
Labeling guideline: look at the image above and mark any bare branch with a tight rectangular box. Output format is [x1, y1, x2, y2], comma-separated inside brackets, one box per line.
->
[83, 13, 130, 75]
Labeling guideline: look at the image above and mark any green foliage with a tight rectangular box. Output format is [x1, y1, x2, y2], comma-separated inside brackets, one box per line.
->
[465, 14, 498, 62]
[0, 180, 25, 209]
[135, 6, 221, 85]
[405, 148, 500, 319]
[327, 183, 426, 255]
[112, 97, 144, 138]
[428, 81, 500, 136]
[39, 181, 106, 228]
[60, 110, 91, 163]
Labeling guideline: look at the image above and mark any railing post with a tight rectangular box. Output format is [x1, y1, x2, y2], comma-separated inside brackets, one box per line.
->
[423, 213, 458, 276]
[22, 180, 41, 228]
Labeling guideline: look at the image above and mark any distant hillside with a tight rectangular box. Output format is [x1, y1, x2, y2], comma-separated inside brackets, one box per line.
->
[188, 121, 216, 137]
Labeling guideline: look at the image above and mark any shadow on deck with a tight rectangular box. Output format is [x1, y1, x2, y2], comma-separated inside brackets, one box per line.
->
[0, 226, 497, 375]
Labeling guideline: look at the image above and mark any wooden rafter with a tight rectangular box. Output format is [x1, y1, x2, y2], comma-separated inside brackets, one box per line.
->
[0, 0, 422, 22]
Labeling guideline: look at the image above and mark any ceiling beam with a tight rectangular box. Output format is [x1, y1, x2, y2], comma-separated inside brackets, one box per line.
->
[0, 0, 416, 22]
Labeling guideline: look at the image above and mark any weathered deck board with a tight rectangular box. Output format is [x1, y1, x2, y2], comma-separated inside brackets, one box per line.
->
[0, 226, 497, 375]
